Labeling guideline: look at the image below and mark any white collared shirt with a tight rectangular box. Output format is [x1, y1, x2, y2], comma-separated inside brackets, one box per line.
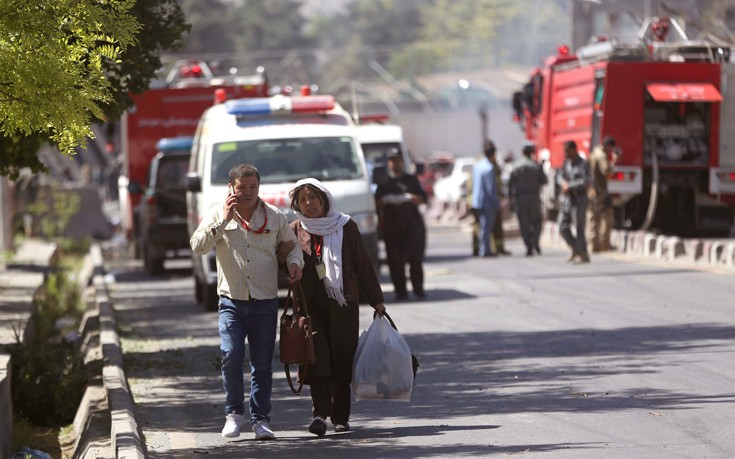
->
[190, 200, 303, 301]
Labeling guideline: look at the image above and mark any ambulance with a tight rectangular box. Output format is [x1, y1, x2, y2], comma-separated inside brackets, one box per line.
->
[186, 93, 379, 308]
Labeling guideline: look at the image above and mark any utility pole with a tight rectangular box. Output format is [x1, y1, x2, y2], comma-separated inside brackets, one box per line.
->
[0, 177, 12, 256]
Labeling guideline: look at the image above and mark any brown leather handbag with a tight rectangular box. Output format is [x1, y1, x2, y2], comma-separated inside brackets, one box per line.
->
[279, 281, 316, 395]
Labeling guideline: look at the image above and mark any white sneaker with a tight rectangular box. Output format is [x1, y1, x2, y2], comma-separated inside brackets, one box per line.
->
[221, 413, 245, 438]
[252, 420, 275, 440]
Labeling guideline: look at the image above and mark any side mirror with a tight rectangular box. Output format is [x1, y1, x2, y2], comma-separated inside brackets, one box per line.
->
[127, 180, 142, 194]
[512, 91, 523, 117]
[186, 172, 202, 192]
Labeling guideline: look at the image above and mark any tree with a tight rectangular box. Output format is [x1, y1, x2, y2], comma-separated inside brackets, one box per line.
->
[0, 0, 137, 178]
[0, 0, 190, 179]
[104, 0, 190, 118]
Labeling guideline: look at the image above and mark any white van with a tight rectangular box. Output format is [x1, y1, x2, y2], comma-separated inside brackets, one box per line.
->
[186, 95, 378, 307]
[356, 123, 414, 184]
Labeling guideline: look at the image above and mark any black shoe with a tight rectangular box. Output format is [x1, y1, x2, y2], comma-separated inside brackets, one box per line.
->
[482, 252, 497, 258]
[334, 422, 350, 433]
[309, 418, 327, 437]
[395, 293, 409, 302]
[526, 249, 534, 257]
[414, 291, 426, 300]
[534, 245, 542, 255]
[498, 249, 512, 256]
[573, 252, 591, 264]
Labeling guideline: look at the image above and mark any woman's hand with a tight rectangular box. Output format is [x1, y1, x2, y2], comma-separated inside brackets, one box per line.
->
[288, 263, 302, 283]
[373, 303, 386, 316]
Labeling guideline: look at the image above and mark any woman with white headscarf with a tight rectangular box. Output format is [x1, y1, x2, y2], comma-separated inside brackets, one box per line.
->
[286, 178, 386, 437]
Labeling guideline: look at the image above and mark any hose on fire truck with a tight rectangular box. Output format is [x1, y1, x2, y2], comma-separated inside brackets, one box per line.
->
[641, 150, 660, 231]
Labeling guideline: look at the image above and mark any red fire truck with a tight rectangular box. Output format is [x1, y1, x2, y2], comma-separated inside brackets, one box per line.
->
[512, 17, 735, 235]
[118, 60, 269, 254]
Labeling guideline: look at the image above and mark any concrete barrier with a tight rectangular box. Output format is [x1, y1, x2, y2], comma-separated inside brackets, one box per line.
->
[643, 233, 657, 257]
[91, 245, 145, 459]
[0, 354, 11, 459]
[725, 243, 735, 268]
[684, 239, 704, 263]
[709, 241, 726, 266]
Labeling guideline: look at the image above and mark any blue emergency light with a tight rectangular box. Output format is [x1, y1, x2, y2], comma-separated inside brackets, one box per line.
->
[156, 136, 194, 152]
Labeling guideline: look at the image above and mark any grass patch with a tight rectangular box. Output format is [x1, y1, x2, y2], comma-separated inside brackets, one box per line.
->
[9, 245, 91, 457]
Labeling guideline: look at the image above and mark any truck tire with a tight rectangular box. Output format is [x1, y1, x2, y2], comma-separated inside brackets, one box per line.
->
[143, 245, 164, 275]
[195, 276, 219, 311]
[204, 283, 218, 311]
[194, 276, 204, 304]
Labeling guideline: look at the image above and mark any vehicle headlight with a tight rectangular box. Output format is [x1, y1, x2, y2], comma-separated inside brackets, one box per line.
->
[350, 212, 377, 234]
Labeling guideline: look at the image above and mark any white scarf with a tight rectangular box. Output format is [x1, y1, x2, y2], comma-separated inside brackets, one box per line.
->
[292, 178, 351, 306]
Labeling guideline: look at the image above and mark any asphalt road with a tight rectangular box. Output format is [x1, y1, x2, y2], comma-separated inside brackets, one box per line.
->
[103, 223, 735, 459]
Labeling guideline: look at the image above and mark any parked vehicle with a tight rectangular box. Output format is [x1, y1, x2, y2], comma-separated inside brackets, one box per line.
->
[356, 122, 414, 186]
[134, 137, 192, 275]
[118, 60, 268, 257]
[512, 17, 735, 235]
[432, 156, 476, 205]
[417, 154, 454, 197]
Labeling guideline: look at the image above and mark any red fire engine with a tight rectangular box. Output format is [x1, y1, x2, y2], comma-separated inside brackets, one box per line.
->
[513, 17, 735, 236]
[118, 60, 269, 252]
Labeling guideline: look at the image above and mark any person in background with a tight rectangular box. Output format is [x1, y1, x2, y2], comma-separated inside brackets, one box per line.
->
[375, 152, 428, 300]
[587, 136, 621, 252]
[471, 140, 501, 257]
[490, 148, 511, 256]
[509, 141, 547, 256]
[557, 141, 591, 264]
[190, 164, 304, 440]
[285, 178, 386, 436]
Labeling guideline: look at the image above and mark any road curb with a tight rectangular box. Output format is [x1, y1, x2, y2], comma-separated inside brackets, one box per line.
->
[91, 244, 146, 459]
[542, 221, 734, 270]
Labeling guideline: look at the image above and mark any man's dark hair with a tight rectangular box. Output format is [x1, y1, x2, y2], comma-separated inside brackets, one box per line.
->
[483, 140, 496, 157]
[289, 183, 330, 214]
[603, 136, 616, 147]
[563, 140, 577, 151]
[229, 164, 260, 184]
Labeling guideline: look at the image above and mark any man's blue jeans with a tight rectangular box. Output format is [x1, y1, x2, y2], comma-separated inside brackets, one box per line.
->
[218, 296, 278, 425]
[477, 208, 497, 256]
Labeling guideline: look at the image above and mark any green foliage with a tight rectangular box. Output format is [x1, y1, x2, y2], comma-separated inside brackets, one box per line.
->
[33, 270, 83, 340]
[9, 259, 87, 427]
[103, 0, 190, 118]
[26, 188, 81, 239]
[0, 0, 190, 178]
[9, 340, 88, 426]
[0, 1, 139, 165]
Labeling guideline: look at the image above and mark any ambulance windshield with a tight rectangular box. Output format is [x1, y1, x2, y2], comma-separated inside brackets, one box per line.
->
[210, 136, 364, 184]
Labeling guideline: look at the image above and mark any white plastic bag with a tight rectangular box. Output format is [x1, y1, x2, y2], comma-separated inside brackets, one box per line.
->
[352, 315, 414, 401]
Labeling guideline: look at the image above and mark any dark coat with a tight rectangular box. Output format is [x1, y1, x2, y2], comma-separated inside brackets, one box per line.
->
[290, 218, 384, 383]
[290, 219, 384, 307]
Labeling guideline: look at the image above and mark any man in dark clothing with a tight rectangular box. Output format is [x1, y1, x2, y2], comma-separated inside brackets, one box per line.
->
[557, 140, 591, 264]
[509, 142, 547, 256]
[375, 152, 428, 301]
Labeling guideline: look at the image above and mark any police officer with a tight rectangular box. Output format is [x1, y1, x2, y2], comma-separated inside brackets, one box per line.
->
[557, 140, 591, 263]
[509, 142, 547, 256]
[489, 149, 511, 256]
[375, 152, 428, 300]
[587, 136, 621, 252]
